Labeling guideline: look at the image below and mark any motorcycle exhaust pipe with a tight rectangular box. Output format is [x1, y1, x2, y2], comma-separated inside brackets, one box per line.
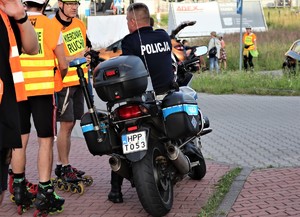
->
[167, 145, 190, 175]
[109, 155, 130, 180]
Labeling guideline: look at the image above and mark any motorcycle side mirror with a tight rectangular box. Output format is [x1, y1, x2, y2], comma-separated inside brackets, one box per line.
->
[113, 47, 118, 53]
[194, 46, 208, 56]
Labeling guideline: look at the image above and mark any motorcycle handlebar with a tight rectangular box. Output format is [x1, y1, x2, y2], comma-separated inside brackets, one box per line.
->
[180, 57, 200, 67]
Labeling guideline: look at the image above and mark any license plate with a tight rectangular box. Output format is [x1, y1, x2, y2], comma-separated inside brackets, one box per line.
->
[121, 131, 147, 154]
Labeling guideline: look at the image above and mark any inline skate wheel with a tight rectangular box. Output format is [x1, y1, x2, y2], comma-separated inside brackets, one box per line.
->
[49, 206, 64, 215]
[63, 183, 70, 192]
[50, 178, 57, 187]
[83, 175, 93, 186]
[17, 205, 23, 215]
[33, 209, 48, 217]
[76, 182, 84, 195]
[10, 194, 15, 203]
[17, 205, 31, 215]
[70, 184, 77, 194]
[56, 179, 64, 191]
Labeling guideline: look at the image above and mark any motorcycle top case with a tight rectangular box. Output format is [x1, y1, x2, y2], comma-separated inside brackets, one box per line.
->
[162, 91, 200, 139]
[93, 55, 149, 102]
[80, 112, 119, 155]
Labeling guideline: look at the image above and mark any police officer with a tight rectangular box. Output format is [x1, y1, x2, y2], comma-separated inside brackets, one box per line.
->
[108, 2, 175, 203]
[122, 2, 174, 95]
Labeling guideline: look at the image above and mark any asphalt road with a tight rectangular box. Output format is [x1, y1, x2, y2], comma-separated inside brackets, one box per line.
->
[73, 88, 300, 169]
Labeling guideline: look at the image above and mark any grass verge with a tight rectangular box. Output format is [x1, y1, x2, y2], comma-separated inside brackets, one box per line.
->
[191, 71, 300, 96]
[198, 167, 242, 217]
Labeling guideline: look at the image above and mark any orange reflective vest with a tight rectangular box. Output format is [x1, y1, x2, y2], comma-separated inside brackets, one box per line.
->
[0, 11, 27, 102]
[243, 33, 256, 51]
[52, 17, 88, 87]
[20, 13, 62, 97]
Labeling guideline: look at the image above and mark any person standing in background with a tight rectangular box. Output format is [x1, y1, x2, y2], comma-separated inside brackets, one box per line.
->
[208, 31, 221, 73]
[0, 0, 38, 206]
[218, 33, 227, 71]
[243, 25, 257, 71]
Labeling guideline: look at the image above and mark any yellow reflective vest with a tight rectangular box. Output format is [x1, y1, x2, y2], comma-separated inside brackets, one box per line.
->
[243, 32, 257, 51]
[20, 13, 62, 97]
[52, 17, 88, 87]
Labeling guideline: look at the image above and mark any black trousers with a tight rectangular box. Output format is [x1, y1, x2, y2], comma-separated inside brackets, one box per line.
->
[243, 52, 254, 70]
[0, 148, 10, 194]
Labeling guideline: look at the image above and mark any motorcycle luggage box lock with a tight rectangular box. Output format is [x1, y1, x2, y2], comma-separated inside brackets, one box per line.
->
[93, 55, 149, 102]
[104, 68, 119, 79]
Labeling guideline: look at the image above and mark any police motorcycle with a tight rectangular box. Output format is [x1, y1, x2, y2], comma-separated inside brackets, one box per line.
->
[71, 45, 211, 216]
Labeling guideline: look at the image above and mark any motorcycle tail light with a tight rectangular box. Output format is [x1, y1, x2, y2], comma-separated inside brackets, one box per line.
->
[117, 104, 145, 120]
[174, 45, 184, 51]
[127, 125, 138, 132]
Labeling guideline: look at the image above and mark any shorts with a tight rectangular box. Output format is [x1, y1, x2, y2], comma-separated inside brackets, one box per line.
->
[18, 95, 56, 138]
[56, 86, 84, 122]
[0, 149, 10, 194]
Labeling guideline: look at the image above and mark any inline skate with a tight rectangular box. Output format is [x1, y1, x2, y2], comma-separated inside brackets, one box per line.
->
[56, 165, 93, 186]
[33, 185, 64, 217]
[51, 165, 85, 194]
[13, 180, 35, 215]
[8, 169, 38, 203]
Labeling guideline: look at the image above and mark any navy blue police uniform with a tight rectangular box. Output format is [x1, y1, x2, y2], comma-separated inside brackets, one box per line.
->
[122, 26, 174, 95]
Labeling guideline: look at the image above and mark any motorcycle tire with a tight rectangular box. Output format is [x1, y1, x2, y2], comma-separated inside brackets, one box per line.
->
[188, 149, 206, 180]
[282, 57, 296, 77]
[132, 137, 173, 217]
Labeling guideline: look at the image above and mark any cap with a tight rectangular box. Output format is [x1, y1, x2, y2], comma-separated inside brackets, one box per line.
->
[23, 0, 45, 4]
[245, 24, 252, 29]
[218, 33, 224, 38]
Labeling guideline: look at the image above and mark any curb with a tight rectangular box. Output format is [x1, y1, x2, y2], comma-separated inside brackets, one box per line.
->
[214, 166, 253, 217]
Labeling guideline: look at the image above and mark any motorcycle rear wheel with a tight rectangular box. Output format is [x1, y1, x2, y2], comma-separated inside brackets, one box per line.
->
[188, 149, 206, 180]
[132, 138, 173, 217]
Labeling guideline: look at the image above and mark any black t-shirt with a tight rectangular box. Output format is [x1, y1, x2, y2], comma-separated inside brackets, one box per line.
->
[122, 26, 174, 95]
[0, 16, 23, 150]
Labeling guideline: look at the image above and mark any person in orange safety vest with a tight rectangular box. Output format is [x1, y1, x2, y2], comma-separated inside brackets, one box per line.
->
[0, 0, 39, 206]
[9, 0, 68, 214]
[51, 0, 91, 185]
[243, 25, 257, 71]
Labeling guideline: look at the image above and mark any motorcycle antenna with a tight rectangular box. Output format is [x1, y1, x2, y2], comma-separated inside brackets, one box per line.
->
[131, 5, 155, 96]
[42, 0, 50, 15]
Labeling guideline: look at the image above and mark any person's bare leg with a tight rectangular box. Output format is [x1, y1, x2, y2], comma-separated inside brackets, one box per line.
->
[11, 134, 29, 174]
[38, 137, 54, 182]
[56, 121, 75, 165]
[0, 191, 5, 206]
